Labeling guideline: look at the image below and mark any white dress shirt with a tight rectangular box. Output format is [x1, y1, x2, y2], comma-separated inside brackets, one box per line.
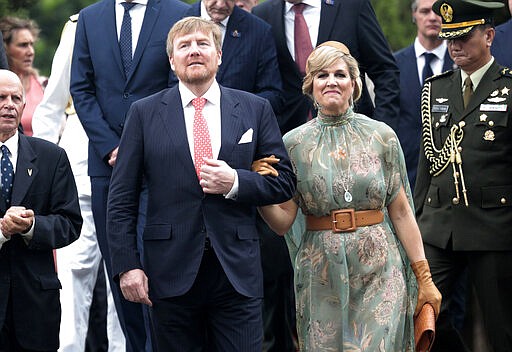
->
[115, 0, 148, 57]
[0, 131, 35, 245]
[284, 0, 321, 61]
[414, 38, 448, 83]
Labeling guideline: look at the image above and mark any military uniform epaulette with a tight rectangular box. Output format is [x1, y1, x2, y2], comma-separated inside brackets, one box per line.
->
[500, 67, 512, 78]
[425, 69, 454, 83]
[69, 14, 79, 23]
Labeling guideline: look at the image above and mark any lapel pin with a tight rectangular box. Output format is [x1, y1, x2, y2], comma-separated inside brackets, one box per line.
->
[502, 87, 510, 95]
[480, 114, 487, 121]
[231, 30, 241, 38]
[325, 0, 335, 4]
[436, 98, 448, 103]
[28, 169, 32, 176]
[490, 89, 499, 97]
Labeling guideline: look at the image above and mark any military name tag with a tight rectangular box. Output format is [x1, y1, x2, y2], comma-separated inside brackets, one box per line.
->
[480, 104, 508, 112]
[432, 104, 449, 113]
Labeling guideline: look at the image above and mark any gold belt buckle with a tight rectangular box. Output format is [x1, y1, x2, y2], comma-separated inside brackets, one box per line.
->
[331, 209, 356, 233]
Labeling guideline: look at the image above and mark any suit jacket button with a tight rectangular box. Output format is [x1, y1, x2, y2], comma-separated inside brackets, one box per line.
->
[123, 93, 130, 99]
[501, 197, 506, 204]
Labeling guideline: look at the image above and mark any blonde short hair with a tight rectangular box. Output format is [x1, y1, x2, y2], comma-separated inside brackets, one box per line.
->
[166, 17, 222, 57]
[302, 41, 362, 105]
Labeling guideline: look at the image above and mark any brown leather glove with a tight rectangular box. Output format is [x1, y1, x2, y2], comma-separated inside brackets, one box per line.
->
[411, 259, 442, 320]
[251, 155, 280, 177]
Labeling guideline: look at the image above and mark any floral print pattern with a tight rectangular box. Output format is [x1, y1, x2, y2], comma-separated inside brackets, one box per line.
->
[283, 109, 416, 351]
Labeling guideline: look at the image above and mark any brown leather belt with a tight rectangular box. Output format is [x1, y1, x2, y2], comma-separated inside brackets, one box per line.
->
[306, 209, 384, 233]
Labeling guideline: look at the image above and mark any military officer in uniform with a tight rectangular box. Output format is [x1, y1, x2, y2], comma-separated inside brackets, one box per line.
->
[414, 0, 512, 351]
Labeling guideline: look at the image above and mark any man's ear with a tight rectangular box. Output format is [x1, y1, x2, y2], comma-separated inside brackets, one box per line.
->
[169, 57, 175, 71]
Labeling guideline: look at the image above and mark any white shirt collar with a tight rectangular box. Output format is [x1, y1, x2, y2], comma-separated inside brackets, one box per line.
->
[2, 131, 18, 156]
[178, 80, 221, 108]
[285, 0, 320, 14]
[414, 37, 447, 61]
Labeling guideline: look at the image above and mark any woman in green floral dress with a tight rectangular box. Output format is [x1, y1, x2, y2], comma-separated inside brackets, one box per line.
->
[256, 41, 441, 351]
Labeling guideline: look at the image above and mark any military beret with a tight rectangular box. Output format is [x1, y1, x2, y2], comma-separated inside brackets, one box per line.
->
[432, 0, 503, 39]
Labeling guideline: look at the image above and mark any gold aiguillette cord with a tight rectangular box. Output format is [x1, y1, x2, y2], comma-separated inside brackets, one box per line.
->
[449, 124, 469, 206]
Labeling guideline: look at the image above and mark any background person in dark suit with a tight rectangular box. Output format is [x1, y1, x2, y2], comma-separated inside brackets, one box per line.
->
[394, 0, 454, 191]
[0, 32, 6, 69]
[0, 69, 82, 351]
[492, 0, 512, 68]
[70, 1, 189, 350]
[414, 0, 512, 351]
[185, 0, 283, 113]
[252, 0, 400, 134]
[107, 17, 296, 352]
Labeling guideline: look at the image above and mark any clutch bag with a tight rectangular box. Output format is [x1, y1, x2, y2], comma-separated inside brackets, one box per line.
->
[414, 303, 436, 352]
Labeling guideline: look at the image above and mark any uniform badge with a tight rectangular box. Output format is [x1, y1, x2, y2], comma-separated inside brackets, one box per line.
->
[440, 3, 453, 22]
[487, 97, 507, 103]
[432, 104, 449, 113]
[483, 130, 495, 141]
[502, 87, 510, 96]
[480, 114, 488, 121]
[491, 90, 499, 97]
[480, 104, 508, 112]
[436, 98, 448, 103]
[439, 114, 447, 123]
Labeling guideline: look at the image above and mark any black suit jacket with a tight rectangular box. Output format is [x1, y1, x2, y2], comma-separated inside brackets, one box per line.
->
[0, 135, 82, 350]
[253, 0, 400, 134]
[394, 44, 454, 190]
[0, 32, 7, 69]
[414, 61, 512, 251]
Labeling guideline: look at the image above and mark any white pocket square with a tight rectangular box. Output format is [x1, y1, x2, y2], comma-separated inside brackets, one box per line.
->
[238, 128, 253, 144]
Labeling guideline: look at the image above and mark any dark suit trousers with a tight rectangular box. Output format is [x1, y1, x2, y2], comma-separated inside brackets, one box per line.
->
[91, 176, 149, 352]
[0, 290, 56, 352]
[425, 243, 512, 352]
[151, 248, 263, 352]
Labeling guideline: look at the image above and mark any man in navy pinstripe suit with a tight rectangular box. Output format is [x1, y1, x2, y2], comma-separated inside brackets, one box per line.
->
[107, 17, 296, 352]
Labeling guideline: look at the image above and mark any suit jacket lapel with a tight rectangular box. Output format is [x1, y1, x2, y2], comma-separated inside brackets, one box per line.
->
[218, 7, 244, 81]
[129, 0, 160, 83]
[158, 87, 196, 177]
[317, 0, 340, 45]
[11, 135, 37, 206]
[104, 0, 124, 79]
[218, 88, 241, 161]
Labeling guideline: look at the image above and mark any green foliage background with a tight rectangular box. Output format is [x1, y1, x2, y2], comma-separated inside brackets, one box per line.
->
[0, 0, 508, 76]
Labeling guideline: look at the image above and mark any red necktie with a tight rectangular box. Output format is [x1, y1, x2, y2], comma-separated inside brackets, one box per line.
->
[293, 3, 313, 76]
[192, 97, 212, 180]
